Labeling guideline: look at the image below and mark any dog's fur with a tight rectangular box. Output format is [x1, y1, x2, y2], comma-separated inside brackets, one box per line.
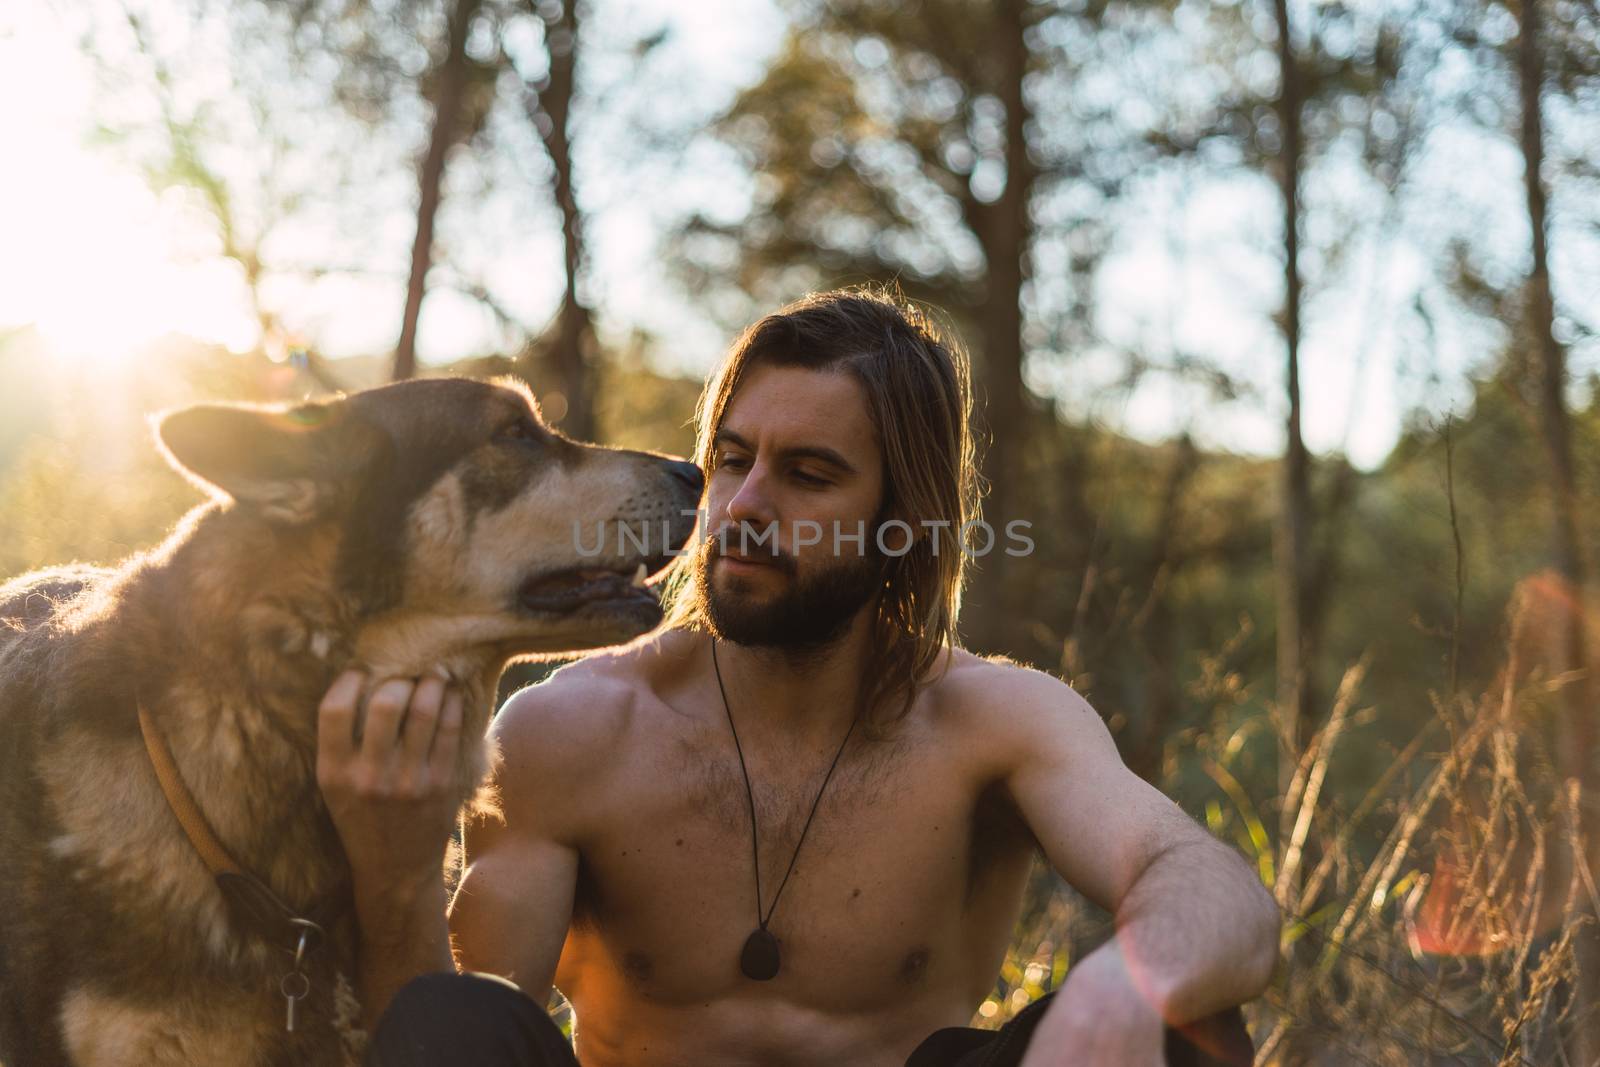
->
[0, 377, 700, 1066]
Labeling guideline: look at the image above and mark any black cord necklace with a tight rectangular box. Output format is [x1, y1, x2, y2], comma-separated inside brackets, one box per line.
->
[711, 634, 859, 981]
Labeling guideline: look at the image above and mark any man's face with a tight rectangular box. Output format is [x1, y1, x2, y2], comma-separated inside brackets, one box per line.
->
[696, 362, 887, 650]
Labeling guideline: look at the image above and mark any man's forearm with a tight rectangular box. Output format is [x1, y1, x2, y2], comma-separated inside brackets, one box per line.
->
[354, 877, 456, 1030]
[1109, 840, 1279, 1022]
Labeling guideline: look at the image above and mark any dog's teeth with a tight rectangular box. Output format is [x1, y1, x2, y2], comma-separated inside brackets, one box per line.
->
[631, 563, 648, 587]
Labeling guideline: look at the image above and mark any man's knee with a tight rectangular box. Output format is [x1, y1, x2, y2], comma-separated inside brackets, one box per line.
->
[367, 972, 574, 1067]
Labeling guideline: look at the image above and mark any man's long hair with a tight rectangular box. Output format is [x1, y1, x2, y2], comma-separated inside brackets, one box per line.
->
[662, 286, 981, 730]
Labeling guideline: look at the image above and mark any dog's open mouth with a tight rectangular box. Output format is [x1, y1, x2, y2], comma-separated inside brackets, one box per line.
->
[518, 559, 665, 615]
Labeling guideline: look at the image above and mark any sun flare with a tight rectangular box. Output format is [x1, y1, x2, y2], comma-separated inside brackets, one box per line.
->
[0, 14, 258, 366]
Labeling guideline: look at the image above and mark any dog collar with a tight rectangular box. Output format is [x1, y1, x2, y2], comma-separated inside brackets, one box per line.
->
[136, 704, 345, 944]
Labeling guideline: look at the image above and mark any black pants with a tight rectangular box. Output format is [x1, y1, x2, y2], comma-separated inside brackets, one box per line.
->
[368, 973, 1253, 1067]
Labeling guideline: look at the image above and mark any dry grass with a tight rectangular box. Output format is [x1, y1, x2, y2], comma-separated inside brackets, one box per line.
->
[986, 603, 1600, 1065]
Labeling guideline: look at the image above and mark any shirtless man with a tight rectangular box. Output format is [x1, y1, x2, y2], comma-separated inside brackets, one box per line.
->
[317, 290, 1280, 1066]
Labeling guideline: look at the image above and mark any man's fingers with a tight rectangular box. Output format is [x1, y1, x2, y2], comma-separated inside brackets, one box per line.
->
[428, 689, 464, 779]
[400, 674, 448, 766]
[316, 669, 367, 768]
[362, 677, 416, 759]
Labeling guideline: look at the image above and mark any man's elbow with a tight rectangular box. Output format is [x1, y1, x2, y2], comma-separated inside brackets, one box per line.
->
[1240, 884, 1282, 995]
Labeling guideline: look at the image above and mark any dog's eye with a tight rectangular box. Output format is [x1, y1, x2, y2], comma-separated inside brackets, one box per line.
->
[498, 419, 541, 445]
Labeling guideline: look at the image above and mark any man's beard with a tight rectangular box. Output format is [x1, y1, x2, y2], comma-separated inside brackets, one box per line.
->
[694, 530, 885, 652]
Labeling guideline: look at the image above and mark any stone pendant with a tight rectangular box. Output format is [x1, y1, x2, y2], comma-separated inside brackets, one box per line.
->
[740, 927, 780, 981]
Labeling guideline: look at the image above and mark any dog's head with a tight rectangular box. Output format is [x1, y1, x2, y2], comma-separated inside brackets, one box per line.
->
[156, 377, 702, 663]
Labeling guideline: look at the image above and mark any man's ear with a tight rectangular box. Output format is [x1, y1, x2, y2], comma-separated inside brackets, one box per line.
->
[155, 399, 388, 523]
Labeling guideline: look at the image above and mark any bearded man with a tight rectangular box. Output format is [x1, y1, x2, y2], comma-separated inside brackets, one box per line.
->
[317, 289, 1279, 1066]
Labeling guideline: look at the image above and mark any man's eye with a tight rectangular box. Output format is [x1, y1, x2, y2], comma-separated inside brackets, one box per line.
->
[793, 471, 830, 487]
[717, 454, 750, 471]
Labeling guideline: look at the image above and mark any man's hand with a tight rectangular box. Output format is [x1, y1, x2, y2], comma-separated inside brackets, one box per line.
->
[1019, 944, 1165, 1067]
[316, 668, 465, 1025]
[317, 669, 465, 895]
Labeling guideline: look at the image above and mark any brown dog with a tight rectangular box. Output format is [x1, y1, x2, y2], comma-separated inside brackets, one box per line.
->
[0, 377, 701, 1065]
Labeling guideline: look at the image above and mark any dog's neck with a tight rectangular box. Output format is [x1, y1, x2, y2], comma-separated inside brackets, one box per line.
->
[120, 505, 500, 906]
[108, 509, 363, 904]
[179, 514, 357, 700]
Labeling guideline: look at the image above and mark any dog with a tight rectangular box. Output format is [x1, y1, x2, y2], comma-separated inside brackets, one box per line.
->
[0, 376, 701, 1066]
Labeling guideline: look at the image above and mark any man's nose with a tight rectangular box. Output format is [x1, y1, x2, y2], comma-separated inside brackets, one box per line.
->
[725, 464, 775, 527]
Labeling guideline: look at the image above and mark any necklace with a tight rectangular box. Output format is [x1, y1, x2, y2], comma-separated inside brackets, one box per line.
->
[711, 634, 859, 981]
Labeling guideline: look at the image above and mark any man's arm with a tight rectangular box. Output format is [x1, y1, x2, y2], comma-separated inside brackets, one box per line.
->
[449, 672, 614, 1002]
[317, 671, 465, 1029]
[317, 663, 620, 1028]
[988, 666, 1279, 1052]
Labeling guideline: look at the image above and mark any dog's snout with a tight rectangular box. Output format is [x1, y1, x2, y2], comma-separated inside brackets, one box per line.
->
[667, 460, 704, 495]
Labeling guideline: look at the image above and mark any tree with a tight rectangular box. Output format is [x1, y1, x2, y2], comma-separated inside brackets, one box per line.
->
[282, 0, 601, 411]
[515, 0, 597, 439]
[395, 0, 488, 381]
[1268, 0, 1314, 848]
[1514, 0, 1598, 1055]
[1401, 0, 1600, 1043]
[1516, 0, 1590, 785]
[1134, 0, 1422, 872]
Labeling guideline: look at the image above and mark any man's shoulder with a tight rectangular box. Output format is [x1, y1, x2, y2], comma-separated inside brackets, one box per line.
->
[492, 626, 700, 772]
[931, 648, 1092, 716]
[927, 649, 1108, 762]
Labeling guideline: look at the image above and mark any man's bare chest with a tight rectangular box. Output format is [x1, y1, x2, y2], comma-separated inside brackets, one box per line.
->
[557, 717, 1035, 1013]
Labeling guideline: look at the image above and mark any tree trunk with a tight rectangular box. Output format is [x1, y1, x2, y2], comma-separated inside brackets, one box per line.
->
[1270, 0, 1314, 877]
[963, 0, 1036, 654]
[1518, 1, 1598, 1058]
[524, 0, 596, 441]
[1520, 0, 1588, 764]
[1127, 436, 1200, 783]
[394, 0, 482, 382]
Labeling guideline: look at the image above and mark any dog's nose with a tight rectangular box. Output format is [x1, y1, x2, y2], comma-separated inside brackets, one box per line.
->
[668, 460, 704, 494]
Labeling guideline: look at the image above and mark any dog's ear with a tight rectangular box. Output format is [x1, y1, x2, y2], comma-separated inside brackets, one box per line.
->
[156, 400, 388, 523]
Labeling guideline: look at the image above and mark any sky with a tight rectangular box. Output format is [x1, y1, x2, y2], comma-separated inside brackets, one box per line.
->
[1, 0, 1593, 473]
[0, 5, 261, 359]
[0, 0, 778, 370]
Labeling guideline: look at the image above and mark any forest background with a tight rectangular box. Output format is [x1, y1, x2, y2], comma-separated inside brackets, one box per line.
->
[2, 0, 1599, 1062]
